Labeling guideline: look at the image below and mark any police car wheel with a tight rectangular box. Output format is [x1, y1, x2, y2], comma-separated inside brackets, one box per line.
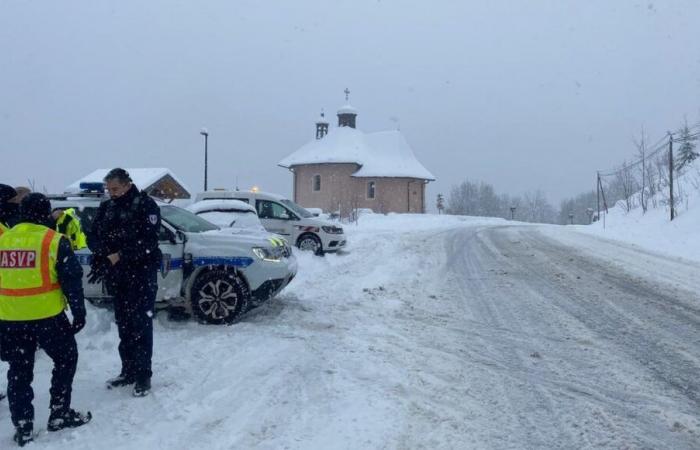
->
[190, 270, 249, 325]
[297, 234, 322, 255]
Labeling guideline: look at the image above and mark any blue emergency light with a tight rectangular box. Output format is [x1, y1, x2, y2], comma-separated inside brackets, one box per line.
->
[79, 182, 105, 193]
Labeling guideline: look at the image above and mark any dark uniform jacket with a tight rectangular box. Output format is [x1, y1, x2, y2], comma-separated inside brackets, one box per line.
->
[87, 185, 162, 283]
[0, 203, 21, 229]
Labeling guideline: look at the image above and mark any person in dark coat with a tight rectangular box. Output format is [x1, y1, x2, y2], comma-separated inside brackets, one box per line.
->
[0, 183, 19, 405]
[0, 193, 91, 447]
[87, 168, 161, 397]
[0, 184, 20, 231]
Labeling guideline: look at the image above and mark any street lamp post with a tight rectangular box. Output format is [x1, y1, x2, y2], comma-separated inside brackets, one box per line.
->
[200, 128, 209, 191]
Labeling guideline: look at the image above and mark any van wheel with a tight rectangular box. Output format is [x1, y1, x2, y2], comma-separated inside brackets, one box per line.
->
[297, 233, 323, 255]
[190, 270, 249, 325]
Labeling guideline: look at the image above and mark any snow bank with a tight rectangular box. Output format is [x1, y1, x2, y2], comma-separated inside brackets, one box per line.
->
[570, 160, 700, 263]
[351, 212, 506, 232]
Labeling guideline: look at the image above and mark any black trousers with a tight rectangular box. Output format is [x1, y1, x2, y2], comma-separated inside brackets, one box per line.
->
[0, 314, 78, 427]
[111, 269, 157, 382]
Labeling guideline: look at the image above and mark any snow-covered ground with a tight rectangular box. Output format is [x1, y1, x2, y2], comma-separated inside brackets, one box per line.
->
[1, 213, 699, 449]
[570, 161, 700, 263]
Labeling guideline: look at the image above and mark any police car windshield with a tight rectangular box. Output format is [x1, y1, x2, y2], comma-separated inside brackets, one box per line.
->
[160, 205, 219, 232]
[280, 199, 313, 219]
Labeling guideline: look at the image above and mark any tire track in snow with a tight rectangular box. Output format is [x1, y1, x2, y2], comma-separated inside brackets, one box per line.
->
[469, 225, 700, 449]
[446, 225, 577, 449]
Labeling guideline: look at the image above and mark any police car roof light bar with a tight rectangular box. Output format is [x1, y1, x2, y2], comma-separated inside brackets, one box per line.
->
[79, 182, 105, 193]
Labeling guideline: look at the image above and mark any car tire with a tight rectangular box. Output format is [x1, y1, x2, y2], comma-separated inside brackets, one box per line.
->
[190, 269, 249, 325]
[297, 233, 323, 255]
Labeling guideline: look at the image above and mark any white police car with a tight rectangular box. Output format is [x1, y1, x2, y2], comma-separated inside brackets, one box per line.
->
[195, 190, 346, 255]
[186, 199, 266, 231]
[49, 186, 297, 325]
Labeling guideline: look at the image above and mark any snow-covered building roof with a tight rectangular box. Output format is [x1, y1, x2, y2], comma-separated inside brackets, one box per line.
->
[278, 126, 435, 180]
[66, 168, 192, 199]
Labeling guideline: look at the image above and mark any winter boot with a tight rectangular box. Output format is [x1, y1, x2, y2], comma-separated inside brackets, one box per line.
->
[106, 373, 135, 389]
[132, 378, 151, 397]
[47, 409, 92, 432]
[13, 421, 33, 447]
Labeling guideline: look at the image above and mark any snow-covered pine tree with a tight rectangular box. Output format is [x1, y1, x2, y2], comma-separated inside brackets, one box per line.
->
[676, 121, 698, 170]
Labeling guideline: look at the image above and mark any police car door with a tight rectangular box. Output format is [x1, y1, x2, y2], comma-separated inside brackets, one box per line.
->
[157, 221, 185, 302]
[64, 206, 109, 301]
[256, 200, 293, 237]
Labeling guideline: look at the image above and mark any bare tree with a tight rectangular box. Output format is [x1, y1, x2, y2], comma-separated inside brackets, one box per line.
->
[522, 190, 556, 223]
[646, 161, 657, 208]
[633, 127, 648, 213]
[615, 161, 637, 213]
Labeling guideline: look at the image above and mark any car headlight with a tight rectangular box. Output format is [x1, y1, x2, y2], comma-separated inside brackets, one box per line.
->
[252, 247, 283, 262]
[321, 225, 344, 234]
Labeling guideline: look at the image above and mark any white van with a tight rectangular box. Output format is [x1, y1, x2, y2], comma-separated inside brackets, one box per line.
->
[195, 190, 346, 255]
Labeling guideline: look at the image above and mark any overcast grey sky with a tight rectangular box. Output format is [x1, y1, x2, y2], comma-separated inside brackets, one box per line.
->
[2, 0, 699, 209]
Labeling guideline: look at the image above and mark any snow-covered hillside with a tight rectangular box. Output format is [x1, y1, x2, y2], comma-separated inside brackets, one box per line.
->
[574, 160, 700, 263]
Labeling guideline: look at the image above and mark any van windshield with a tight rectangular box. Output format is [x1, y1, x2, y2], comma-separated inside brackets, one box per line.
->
[280, 199, 313, 219]
[160, 205, 219, 232]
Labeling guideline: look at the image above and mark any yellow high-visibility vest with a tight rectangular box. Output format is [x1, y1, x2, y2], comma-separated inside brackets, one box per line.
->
[55, 208, 87, 250]
[0, 222, 8, 237]
[0, 223, 66, 321]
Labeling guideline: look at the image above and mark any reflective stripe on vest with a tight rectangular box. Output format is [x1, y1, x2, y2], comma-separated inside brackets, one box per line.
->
[0, 224, 66, 321]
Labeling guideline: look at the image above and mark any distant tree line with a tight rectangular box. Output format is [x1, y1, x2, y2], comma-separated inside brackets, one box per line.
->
[445, 180, 558, 224]
[445, 116, 699, 225]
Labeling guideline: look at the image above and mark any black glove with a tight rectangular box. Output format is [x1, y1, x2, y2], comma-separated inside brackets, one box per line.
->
[87, 255, 108, 284]
[72, 315, 86, 334]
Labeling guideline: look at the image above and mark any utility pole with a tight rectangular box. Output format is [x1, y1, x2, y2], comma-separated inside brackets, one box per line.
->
[596, 171, 600, 222]
[641, 140, 646, 213]
[200, 128, 209, 191]
[668, 132, 675, 221]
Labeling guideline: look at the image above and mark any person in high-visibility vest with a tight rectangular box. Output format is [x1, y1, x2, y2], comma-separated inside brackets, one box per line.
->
[51, 208, 87, 250]
[0, 193, 91, 447]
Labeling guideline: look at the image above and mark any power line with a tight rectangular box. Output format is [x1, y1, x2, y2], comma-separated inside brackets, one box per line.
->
[598, 135, 672, 177]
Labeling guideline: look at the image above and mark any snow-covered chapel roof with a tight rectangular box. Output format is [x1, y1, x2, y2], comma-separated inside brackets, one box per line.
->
[278, 126, 436, 181]
[337, 104, 358, 115]
[66, 168, 192, 198]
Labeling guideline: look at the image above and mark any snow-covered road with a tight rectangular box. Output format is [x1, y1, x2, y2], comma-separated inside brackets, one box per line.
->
[1, 216, 698, 449]
[443, 224, 700, 449]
